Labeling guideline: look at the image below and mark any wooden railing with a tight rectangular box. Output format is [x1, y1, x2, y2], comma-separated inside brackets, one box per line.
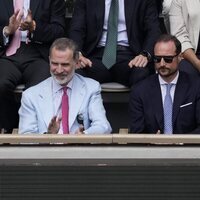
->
[1, 134, 200, 144]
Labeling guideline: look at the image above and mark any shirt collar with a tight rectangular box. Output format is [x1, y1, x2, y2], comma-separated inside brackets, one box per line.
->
[158, 71, 179, 85]
[52, 76, 74, 94]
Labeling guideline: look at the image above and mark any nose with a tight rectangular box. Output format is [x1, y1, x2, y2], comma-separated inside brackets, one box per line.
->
[160, 57, 166, 65]
[56, 64, 64, 73]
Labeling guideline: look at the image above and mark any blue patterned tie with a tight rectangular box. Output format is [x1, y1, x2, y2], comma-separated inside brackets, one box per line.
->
[102, 0, 119, 69]
[163, 84, 173, 134]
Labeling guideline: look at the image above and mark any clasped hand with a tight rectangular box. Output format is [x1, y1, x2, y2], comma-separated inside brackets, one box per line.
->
[4, 9, 35, 37]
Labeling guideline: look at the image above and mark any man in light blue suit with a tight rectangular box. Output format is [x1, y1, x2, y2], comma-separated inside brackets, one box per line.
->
[19, 38, 112, 134]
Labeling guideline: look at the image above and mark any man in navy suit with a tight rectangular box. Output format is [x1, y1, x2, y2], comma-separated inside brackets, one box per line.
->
[129, 34, 200, 134]
[0, 0, 66, 132]
[69, 0, 161, 87]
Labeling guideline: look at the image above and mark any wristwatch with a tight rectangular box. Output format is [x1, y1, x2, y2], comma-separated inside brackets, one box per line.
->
[140, 50, 152, 61]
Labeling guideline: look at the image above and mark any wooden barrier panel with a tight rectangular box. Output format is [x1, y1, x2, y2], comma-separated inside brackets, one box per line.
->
[1, 134, 200, 144]
[113, 134, 200, 144]
[0, 134, 113, 144]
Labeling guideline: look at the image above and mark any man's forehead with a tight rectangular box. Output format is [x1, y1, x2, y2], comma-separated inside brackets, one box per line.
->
[154, 41, 176, 52]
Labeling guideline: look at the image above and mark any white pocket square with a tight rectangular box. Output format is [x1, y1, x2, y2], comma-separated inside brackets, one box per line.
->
[180, 102, 193, 108]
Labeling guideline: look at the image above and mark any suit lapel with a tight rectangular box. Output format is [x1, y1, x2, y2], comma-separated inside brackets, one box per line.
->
[69, 75, 85, 129]
[30, 0, 40, 18]
[172, 73, 188, 125]
[151, 76, 164, 131]
[38, 78, 54, 128]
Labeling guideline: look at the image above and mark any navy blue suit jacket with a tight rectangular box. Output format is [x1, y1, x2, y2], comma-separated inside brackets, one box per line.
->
[129, 72, 200, 134]
[69, 0, 161, 57]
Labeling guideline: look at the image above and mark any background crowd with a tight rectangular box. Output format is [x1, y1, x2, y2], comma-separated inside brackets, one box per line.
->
[1, 0, 200, 134]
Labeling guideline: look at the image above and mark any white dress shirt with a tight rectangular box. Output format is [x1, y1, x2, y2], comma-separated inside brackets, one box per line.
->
[52, 77, 74, 134]
[158, 72, 179, 105]
[98, 0, 129, 47]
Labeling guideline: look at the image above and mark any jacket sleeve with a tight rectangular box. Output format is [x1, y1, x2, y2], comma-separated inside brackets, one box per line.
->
[31, 0, 66, 44]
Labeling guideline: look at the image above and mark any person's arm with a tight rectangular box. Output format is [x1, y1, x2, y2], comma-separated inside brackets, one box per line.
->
[29, 0, 66, 43]
[18, 91, 40, 134]
[69, 0, 94, 68]
[0, 10, 23, 47]
[182, 49, 200, 72]
[69, 0, 86, 51]
[129, 86, 145, 133]
[129, 0, 161, 68]
[84, 83, 112, 134]
[169, 0, 200, 72]
[169, 0, 193, 53]
[142, 0, 161, 54]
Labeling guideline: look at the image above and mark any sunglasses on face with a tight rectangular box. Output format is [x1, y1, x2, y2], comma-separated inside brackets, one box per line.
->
[153, 54, 178, 63]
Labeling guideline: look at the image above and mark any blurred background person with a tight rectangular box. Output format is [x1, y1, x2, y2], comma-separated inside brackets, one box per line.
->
[69, 0, 161, 87]
[169, 0, 200, 77]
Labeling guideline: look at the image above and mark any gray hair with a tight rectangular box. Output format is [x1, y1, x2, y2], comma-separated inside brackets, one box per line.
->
[49, 37, 79, 60]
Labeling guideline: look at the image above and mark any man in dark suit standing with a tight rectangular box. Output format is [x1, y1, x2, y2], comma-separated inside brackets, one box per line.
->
[0, 0, 66, 132]
[69, 0, 161, 87]
[129, 34, 200, 134]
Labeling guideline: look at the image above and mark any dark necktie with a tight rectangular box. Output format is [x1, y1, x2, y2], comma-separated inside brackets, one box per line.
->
[62, 87, 69, 134]
[102, 0, 119, 69]
[163, 84, 173, 134]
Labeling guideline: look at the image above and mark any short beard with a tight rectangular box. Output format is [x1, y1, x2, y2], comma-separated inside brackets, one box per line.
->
[51, 71, 74, 86]
[158, 67, 177, 77]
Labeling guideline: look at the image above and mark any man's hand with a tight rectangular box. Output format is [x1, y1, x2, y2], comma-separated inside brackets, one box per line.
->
[20, 10, 36, 32]
[47, 116, 61, 134]
[4, 9, 23, 36]
[156, 130, 161, 134]
[75, 125, 84, 134]
[77, 54, 92, 69]
[128, 55, 148, 68]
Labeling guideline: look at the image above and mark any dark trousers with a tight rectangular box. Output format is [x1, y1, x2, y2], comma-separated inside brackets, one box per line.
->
[0, 43, 50, 132]
[76, 47, 154, 87]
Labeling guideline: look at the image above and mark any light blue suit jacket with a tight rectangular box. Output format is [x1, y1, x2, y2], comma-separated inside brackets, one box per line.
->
[19, 74, 112, 134]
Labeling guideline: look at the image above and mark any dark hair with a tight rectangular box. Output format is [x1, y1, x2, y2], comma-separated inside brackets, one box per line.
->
[155, 34, 182, 54]
[49, 37, 79, 60]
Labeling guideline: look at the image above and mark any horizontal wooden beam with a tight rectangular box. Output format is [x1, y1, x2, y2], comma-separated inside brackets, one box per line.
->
[1, 134, 200, 144]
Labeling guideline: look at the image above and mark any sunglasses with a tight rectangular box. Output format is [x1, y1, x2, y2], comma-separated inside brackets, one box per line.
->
[153, 54, 178, 63]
